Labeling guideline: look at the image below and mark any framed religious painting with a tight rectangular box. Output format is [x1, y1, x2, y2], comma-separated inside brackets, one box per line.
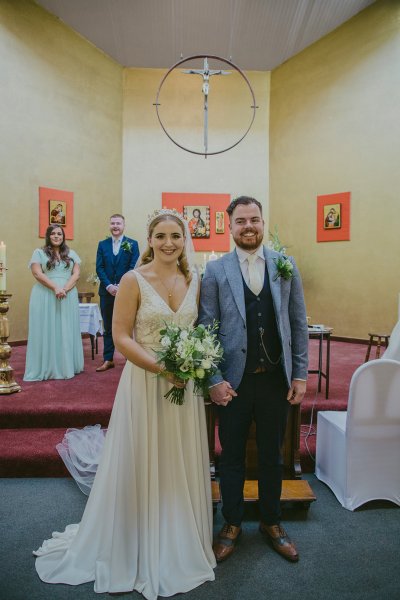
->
[162, 193, 230, 251]
[215, 211, 225, 234]
[183, 206, 210, 238]
[39, 187, 74, 239]
[317, 192, 350, 242]
[49, 200, 67, 227]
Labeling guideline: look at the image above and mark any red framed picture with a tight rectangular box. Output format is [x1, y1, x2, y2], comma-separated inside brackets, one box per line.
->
[39, 187, 74, 240]
[317, 192, 350, 242]
[162, 192, 231, 251]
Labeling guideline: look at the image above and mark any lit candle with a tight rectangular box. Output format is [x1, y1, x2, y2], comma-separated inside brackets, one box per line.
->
[0, 241, 6, 291]
[208, 250, 218, 261]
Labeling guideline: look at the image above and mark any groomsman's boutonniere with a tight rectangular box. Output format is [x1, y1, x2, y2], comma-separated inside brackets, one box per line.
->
[121, 240, 133, 253]
[273, 256, 294, 281]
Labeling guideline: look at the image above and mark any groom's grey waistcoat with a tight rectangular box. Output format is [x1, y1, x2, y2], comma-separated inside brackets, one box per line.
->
[198, 247, 309, 389]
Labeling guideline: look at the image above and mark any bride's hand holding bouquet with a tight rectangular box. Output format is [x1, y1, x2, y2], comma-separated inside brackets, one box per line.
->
[156, 321, 223, 405]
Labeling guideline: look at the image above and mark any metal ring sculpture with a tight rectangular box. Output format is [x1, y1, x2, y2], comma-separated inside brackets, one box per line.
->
[154, 54, 258, 157]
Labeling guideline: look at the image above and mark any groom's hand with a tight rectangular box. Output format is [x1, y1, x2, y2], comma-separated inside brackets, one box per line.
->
[209, 381, 237, 406]
[287, 380, 306, 405]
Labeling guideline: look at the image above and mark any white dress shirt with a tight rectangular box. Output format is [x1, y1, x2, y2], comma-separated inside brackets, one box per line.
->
[112, 236, 122, 256]
[236, 245, 265, 289]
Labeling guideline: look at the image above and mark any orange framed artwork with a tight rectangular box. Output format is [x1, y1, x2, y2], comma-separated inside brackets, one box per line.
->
[317, 192, 350, 242]
[39, 187, 74, 240]
[162, 192, 231, 251]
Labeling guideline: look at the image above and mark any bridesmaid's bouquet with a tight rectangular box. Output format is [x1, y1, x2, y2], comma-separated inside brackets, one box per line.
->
[156, 321, 223, 405]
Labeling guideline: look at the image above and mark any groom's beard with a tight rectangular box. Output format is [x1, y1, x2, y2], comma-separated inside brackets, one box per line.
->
[233, 228, 264, 251]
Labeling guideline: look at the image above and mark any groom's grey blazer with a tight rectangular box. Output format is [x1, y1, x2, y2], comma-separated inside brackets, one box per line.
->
[198, 246, 309, 390]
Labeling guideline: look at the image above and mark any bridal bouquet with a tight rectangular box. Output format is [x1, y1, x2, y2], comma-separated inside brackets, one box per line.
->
[156, 321, 223, 405]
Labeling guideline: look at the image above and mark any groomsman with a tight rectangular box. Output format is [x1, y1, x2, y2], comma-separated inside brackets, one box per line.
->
[96, 214, 139, 371]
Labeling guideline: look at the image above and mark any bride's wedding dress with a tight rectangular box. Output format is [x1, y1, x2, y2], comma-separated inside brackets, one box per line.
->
[34, 271, 216, 598]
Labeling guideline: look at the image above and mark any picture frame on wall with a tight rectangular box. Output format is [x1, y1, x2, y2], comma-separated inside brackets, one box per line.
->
[317, 192, 350, 242]
[49, 200, 67, 226]
[162, 193, 231, 252]
[183, 205, 210, 238]
[215, 211, 225, 234]
[39, 187, 74, 239]
[323, 203, 341, 229]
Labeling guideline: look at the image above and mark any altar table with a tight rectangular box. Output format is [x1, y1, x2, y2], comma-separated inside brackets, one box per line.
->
[79, 303, 103, 359]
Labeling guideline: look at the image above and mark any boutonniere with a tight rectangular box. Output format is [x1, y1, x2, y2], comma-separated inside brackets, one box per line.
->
[273, 256, 294, 281]
[121, 240, 132, 253]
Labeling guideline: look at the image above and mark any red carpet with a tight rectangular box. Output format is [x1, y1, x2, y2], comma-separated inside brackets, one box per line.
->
[0, 337, 367, 477]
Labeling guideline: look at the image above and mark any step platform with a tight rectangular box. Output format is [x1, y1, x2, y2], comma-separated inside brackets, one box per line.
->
[212, 479, 316, 511]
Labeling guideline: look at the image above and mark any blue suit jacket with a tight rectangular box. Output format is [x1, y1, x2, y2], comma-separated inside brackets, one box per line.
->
[198, 246, 309, 389]
[96, 236, 139, 297]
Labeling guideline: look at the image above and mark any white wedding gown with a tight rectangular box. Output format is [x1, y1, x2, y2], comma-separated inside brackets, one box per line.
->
[34, 271, 216, 598]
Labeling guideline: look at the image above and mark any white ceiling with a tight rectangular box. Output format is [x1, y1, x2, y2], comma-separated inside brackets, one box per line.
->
[35, 0, 375, 71]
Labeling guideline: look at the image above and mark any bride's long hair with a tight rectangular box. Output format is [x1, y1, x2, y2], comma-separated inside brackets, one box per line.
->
[140, 214, 192, 283]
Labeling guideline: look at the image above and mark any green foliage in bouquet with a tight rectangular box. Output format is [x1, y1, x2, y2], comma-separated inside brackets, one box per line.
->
[156, 321, 223, 405]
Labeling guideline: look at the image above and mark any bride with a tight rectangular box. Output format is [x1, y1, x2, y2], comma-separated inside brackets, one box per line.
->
[34, 209, 216, 598]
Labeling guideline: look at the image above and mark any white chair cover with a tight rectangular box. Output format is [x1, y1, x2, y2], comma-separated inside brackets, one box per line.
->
[384, 320, 400, 361]
[316, 359, 400, 511]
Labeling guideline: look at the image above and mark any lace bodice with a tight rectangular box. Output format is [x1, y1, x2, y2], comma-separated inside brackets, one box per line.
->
[134, 271, 198, 350]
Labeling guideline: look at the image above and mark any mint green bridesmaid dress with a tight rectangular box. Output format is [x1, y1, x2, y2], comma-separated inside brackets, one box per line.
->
[24, 248, 84, 381]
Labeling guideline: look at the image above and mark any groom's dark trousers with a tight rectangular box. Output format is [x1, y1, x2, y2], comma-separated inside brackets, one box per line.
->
[217, 367, 289, 526]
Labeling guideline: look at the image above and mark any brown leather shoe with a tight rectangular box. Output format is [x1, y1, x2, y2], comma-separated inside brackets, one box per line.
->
[96, 360, 115, 372]
[259, 523, 299, 562]
[212, 523, 242, 562]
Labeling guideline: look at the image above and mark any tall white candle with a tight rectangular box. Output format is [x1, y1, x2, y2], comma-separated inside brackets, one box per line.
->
[0, 241, 6, 291]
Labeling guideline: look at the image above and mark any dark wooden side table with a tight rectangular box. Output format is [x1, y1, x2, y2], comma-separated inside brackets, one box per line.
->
[308, 326, 333, 399]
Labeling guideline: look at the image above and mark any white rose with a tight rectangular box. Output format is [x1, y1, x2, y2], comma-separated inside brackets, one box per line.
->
[161, 336, 171, 347]
[195, 368, 205, 379]
[201, 359, 211, 369]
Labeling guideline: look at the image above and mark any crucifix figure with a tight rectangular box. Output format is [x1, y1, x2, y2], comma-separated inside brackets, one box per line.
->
[182, 57, 231, 155]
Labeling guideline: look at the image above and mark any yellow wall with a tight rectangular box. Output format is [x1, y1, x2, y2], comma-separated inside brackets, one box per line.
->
[0, 0, 123, 341]
[3, 0, 398, 343]
[122, 67, 270, 256]
[270, 0, 400, 339]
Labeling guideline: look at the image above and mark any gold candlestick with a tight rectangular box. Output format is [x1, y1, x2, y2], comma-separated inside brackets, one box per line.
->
[0, 293, 22, 394]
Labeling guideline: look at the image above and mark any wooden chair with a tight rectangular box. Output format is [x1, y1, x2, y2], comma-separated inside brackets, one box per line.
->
[365, 333, 390, 361]
[78, 292, 95, 303]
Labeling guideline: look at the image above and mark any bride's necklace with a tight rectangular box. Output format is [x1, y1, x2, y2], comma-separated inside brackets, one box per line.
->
[158, 269, 179, 304]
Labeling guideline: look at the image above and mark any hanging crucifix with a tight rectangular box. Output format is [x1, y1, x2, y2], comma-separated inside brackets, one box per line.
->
[181, 57, 231, 155]
[154, 54, 258, 157]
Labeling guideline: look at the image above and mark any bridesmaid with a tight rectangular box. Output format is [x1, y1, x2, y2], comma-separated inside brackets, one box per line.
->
[24, 224, 84, 381]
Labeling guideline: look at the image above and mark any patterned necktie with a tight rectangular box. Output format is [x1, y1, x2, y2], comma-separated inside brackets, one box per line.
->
[247, 253, 263, 296]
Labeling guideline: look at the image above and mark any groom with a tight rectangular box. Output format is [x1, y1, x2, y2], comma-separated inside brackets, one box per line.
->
[199, 197, 308, 563]
[96, 214, 139, 371]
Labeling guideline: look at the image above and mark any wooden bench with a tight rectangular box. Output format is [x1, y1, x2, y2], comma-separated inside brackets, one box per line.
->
[206, 403, 316, 512]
